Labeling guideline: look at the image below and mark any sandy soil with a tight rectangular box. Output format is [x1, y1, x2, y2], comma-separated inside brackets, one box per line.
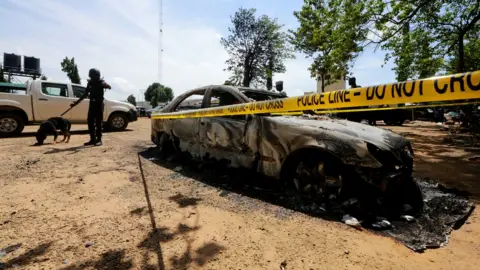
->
[1, 119, 479, 270]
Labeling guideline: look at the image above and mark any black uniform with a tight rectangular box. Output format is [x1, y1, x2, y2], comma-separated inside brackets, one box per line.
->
[85, 79, 108, 143]
[71, 68, 110, 146]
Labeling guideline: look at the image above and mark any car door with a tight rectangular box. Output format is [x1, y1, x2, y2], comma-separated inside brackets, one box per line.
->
[70, 85, 90, 123]
[198, 88, 256, 169]
[35, 82, 72, 121]
[163, 89, 207, 159]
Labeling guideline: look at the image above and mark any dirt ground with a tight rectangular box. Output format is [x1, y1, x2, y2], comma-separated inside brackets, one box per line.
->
[1, 118, 479, 270]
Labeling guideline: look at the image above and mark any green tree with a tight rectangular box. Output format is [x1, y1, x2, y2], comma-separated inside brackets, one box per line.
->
[127, 94, 136, 106]
[445, 33, 480, 74]
[60, 57, 81, 84]
[223, 67, 243, 86]
[156, 86, 174, 103]
[221, 7, 294, 87]
[144, 82, 161, 104]
[144, 82, 174, 107]
[372, 0, 480, 76]
[40, 74, 48, 80]
[290, 0, 371, 92]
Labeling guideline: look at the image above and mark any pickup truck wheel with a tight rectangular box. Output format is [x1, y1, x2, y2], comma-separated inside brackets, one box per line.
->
[108, 113, 128, 131]
[0, 114, 25, 137]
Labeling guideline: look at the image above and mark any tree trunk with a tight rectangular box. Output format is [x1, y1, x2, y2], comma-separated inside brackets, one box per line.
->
[457, 33, 465, 73]
[266, 58, 273, 90]
[242, 69, 250, 87]
[243, 55, 251, 87]
[321, 73, 325, 93]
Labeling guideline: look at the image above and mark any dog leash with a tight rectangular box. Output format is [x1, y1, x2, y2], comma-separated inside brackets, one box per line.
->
[61, 105, 75, 116]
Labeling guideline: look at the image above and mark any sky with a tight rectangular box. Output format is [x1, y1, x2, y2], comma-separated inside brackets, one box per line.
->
[0, 0, 396, 102]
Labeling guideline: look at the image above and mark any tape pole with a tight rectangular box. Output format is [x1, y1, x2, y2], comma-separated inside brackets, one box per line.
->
[152, 70, 480, 120]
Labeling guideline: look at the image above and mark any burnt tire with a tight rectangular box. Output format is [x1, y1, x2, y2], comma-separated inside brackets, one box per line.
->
[0, 113, 25, 137]
[385, 177, 424, 217]
[157, 132, 176, 156]
[107, 113, 128, 131]
[282, 150, 343, 205]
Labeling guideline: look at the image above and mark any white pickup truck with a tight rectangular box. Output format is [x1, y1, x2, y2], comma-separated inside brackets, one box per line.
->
[0, 80, 137, 137]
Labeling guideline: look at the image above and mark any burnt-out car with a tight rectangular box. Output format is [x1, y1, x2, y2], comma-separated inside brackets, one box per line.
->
[151, 85, 423, 217]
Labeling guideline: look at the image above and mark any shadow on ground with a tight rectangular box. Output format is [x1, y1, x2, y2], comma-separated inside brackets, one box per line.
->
[138, 147, 344, 222]
[0, 242, 53, 269]
[58, 154, 225, 270]
[137, 146, 475, 253]
[2, 129, 133, 139]
[42, 145, 96, 155]
[393, 124, 480, 201]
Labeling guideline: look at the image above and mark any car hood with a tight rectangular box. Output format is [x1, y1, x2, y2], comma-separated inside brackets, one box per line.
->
[106, 100, 136, 111]
[274, 115, 409, 151]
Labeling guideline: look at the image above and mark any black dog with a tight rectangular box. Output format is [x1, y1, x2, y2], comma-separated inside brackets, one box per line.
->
[35, 117, 72, 145]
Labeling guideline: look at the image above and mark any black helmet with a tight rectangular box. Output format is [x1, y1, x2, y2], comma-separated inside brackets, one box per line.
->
[88, 68, 101, 80]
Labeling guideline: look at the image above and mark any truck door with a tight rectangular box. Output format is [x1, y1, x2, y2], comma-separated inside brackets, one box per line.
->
[34, 82, 72, 121]
[70, 85, 90, 123]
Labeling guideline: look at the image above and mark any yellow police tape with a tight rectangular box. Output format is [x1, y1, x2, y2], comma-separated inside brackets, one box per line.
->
[151, 70, 480, 119]
[269, 101, 480, 116]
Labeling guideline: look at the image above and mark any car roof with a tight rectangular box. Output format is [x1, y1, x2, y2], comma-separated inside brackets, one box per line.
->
[237, 87, 285, 97]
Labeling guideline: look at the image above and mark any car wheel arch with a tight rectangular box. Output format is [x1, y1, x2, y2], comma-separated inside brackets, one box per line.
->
[0, 106, 28, 124]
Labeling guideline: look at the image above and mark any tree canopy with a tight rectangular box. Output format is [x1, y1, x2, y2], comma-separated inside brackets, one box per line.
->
[60, 57, 81, 84]
[369, 0, 480, 79]
[127, 94, 136, 106]
[144, 82, 174, 107]
[290, 0, 371, 91]
[221, 7, 294, 88]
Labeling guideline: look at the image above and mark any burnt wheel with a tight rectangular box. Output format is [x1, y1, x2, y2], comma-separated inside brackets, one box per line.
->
[283, 151, 344, 206]
[293, 158, 327, 196]
[384, 177, 424, 217]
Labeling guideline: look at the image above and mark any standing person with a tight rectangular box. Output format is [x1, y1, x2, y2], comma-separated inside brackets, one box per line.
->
[70, 68, 111, 146]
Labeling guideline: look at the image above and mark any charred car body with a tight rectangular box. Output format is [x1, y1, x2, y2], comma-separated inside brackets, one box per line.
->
[151, 85, 423, 218]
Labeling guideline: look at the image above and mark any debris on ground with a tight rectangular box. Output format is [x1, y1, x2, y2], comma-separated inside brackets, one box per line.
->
[400, 215, 415, 222]
[219, 190, 230, 197]
[371, 219, 392, 230]
[468, 156, 480, 161]
[84, 241, 94, 248]
[378, 180, 475, 252]
[342, 214, 361, 228]
[280, 260, 287, 270]
[174, 166, 183, 172]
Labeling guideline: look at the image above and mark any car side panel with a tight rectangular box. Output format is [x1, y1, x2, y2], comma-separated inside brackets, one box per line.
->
[163, 118, 201, 158]
[198, 115, 257, 169]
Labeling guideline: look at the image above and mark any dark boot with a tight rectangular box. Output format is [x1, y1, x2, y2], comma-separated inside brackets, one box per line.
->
[84, 140, 95, 146]
[94, 140, 103, 146]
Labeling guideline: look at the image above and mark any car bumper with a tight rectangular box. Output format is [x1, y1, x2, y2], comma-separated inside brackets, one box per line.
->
[128, 109, 138, 122]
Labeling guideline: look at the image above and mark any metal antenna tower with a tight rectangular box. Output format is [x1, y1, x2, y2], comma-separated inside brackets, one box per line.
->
[158, 0, 163, 84]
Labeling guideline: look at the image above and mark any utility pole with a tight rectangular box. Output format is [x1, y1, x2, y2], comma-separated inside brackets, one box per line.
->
[159, 0, 163, 85]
